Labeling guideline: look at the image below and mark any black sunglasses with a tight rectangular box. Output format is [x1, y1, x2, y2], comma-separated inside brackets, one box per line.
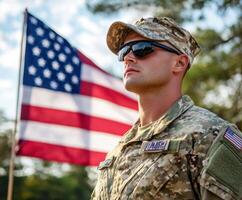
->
[118, 40, 181, 61]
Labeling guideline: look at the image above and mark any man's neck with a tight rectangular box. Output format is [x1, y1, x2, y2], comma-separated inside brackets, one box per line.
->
[138, 88, 181, 126]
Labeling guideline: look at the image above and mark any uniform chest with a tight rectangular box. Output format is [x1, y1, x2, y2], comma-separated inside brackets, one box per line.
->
[96, 139, 195, 200]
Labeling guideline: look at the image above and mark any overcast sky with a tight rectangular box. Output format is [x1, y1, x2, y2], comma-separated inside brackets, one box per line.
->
[0, 0, 237, 121]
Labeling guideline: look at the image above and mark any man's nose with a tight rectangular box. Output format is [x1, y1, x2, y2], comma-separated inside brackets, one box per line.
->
[123, 50, 137, 64]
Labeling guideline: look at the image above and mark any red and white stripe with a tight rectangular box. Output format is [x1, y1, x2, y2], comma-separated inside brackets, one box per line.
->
[17, 52, 138, 166]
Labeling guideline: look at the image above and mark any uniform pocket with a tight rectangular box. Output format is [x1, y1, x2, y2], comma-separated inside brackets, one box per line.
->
[128, 153, 180, 199]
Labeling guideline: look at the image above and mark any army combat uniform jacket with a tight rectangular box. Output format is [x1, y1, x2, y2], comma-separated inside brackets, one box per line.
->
[92, 95, 242, 200]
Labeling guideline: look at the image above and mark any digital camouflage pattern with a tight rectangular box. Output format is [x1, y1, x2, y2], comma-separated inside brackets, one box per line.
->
[106, 17, 200, 64]
[91, 95, 241, 200]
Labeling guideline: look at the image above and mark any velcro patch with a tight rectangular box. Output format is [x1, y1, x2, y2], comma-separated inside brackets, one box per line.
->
[224, 127, 242, 150]
[142, 140, 169, 153]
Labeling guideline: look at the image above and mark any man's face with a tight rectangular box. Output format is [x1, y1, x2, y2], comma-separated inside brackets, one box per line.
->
[122, 32, 179, 94]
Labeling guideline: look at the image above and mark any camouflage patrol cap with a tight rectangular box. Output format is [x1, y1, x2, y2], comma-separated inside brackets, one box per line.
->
[106, 17, 201, 64]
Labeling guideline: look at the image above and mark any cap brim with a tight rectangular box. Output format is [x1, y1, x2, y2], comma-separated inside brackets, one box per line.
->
[106, 21, 153, 55]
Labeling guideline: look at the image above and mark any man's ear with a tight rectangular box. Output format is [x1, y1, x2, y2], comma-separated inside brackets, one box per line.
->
[172, 55, 189, 73]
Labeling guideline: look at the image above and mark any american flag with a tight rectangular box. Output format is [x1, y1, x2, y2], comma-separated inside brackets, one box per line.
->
[16, 11, 138, 166]
[224, 127, 242, 150]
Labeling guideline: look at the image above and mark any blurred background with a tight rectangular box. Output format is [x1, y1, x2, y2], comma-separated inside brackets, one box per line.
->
[0, 0, 241, 199]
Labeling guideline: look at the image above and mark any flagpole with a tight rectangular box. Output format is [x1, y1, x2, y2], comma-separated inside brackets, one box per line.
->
[7, 9, 28, 200]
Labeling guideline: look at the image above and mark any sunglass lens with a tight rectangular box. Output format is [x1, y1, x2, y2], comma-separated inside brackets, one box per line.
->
[132, 42, 154, 58]
[118, 41, 155, 61]
[118, 45, 130, 61]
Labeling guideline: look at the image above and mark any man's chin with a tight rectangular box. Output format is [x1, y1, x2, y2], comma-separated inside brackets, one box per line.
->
[124, 83, 143, 94]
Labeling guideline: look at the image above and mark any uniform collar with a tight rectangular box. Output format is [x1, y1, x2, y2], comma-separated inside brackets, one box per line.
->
[121, 95, 194, 143]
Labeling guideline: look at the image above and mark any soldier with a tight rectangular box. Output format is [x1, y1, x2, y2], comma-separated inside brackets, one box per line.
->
[91, 17, 242, 200]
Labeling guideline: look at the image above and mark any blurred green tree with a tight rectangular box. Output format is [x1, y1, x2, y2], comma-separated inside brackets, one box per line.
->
[87, 0, 242, 129]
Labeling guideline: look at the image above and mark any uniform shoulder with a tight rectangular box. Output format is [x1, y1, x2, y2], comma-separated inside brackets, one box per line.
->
[174, 104, 230, 134]
[169, 105, 230, 135]
[190, 105, 223, 118]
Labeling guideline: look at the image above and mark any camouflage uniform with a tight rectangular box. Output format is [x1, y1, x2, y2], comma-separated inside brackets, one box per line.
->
[92, 17, 242, 199]
[91, 96, 242, 200]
